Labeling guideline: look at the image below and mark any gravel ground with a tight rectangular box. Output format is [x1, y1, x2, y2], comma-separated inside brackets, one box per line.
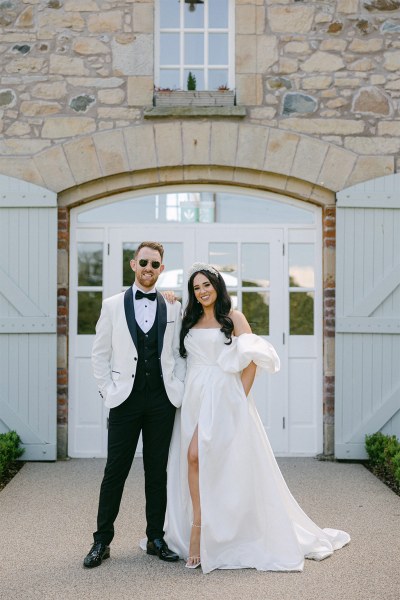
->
[0, 457, 399, 600]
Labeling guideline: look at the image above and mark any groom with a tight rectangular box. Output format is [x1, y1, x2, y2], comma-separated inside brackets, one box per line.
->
[84, 241, 185, 568]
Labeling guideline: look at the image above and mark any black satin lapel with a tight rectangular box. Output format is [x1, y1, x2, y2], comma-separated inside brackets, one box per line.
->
[124, 287, 138, 351]
[157, 291, 167, 357]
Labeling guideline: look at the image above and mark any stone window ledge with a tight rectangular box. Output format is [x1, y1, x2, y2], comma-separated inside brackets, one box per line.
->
[144, 106, 246, 118]
[146, 90, 245, 117]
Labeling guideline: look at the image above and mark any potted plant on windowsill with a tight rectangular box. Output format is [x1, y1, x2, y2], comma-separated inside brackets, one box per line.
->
[153, 73, 235, 107]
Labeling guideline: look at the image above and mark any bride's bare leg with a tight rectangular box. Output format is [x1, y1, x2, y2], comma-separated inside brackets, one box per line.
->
[187, 426, 201, 566]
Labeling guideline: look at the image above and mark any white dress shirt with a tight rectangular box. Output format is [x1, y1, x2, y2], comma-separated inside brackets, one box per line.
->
[132, 283, 157, 333]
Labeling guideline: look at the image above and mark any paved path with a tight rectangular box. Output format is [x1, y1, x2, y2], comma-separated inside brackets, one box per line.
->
[0, 458, 399, 600]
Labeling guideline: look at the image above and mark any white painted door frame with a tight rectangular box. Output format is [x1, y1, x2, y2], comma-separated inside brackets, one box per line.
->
[68, 189, 322, 458]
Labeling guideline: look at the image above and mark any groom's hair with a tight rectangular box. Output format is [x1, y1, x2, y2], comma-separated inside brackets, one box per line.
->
[134, 241, 164, 261]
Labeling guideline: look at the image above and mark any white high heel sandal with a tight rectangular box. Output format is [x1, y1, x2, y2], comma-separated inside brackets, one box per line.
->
[185, 523, 201, 569]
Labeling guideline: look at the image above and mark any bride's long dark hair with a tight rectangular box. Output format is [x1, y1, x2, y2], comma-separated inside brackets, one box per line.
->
[179, 269, 233, 357]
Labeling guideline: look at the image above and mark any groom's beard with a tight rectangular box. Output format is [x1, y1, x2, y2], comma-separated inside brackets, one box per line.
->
[135, 270, 158, 289]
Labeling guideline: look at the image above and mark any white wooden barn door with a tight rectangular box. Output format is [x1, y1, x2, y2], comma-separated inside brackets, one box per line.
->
[0, 175, 57, 460]
[335, 174, 400, 459]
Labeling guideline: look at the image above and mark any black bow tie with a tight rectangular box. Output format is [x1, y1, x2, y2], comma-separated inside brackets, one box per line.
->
[135, 290, 157, 301]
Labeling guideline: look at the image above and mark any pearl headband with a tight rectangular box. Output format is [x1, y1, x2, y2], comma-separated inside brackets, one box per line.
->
[187, 262, 219, 279]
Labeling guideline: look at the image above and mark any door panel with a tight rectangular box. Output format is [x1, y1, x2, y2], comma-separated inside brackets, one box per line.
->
[69, 228, 107, 457]
[335, 181, 400, 459]
[0, 178, 57, 461]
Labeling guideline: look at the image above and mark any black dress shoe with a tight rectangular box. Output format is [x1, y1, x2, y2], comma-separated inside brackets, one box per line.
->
[83, 541, 110, 568]
[147, 538, 179, 562]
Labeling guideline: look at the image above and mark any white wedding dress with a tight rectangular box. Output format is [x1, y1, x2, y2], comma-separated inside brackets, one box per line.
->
[164, 329, 350, 574]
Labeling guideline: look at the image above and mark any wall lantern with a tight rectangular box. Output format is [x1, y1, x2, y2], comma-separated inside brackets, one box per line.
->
[185, 0, 204, 12]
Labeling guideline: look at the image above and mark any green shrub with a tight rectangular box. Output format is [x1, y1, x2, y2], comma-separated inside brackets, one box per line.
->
[365, 431, 389, 467]
[392, 451, 400, 486]
[0, 431, 24, 480]
[365, 432, 400, 492]
[383, 435, 400, 475]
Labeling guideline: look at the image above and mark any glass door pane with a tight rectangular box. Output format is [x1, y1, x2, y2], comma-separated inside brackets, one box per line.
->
[208, 242, 238, 308]
[77, 242, 103, 335]
[242, 243, 269, 287]
[243, 291, 269, 335]
[241, 243, 271, 335]
[209, 242, 237, 277]
[288, 243, 315, 336]
[289, 292, 314, 335]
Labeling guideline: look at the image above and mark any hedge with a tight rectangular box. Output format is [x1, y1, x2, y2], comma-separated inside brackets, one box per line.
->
[365, 432, 400, 487]
[0, 431, 25, 481]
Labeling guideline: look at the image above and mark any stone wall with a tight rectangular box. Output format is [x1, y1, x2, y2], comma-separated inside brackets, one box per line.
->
[1, 0, 400, 458]
[0, 1, 399, 185]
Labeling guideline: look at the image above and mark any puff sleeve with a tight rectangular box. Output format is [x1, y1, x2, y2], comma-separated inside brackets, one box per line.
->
[217, 333, 280, 375]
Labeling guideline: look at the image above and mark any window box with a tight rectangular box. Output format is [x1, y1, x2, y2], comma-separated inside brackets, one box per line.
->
[154, 89, 235, 108]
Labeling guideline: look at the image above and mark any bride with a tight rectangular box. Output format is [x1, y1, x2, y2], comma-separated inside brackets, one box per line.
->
[164, 263, 350, 573]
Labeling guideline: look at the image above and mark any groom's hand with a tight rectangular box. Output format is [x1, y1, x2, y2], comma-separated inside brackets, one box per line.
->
[161, 290, 177, 304]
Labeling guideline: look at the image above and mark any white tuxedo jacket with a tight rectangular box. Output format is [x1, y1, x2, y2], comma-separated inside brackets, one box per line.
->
[91, 288, 186, 409]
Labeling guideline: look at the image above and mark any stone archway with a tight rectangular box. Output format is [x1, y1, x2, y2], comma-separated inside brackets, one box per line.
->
[2, 121, 392, 199]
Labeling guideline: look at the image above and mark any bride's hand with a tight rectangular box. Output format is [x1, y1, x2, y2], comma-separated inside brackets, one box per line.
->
[162, 290, 177, 304]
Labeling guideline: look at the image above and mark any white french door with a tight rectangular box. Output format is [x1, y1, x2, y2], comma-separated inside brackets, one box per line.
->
[69, 227, 108, 457]
[196, 226, 287, 452]
[69, 222, 321, 458]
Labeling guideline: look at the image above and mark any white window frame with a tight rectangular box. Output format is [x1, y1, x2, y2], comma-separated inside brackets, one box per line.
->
[154, 0, 235, 91]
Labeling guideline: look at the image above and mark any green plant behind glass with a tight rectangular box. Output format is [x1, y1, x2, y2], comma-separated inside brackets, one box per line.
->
[187, 71, 196, 90]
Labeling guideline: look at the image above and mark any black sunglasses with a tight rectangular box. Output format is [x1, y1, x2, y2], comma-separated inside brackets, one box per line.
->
[138, 259, 161, 269]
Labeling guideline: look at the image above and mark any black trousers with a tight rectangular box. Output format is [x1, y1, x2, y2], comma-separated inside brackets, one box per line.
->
[94, 385, 176, 545]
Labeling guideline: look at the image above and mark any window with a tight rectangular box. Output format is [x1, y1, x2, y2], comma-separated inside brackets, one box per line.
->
[155, 0, 234, 91]
[77, 191, 315, 225]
